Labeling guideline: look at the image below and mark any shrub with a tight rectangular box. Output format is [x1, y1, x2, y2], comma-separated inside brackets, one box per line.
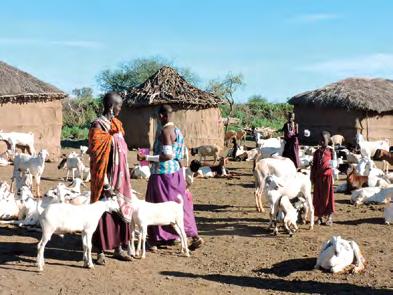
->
[220, 97, 293, 132]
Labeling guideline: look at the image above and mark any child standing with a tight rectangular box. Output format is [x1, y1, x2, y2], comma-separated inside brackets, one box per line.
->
[311, 131, 335, 226]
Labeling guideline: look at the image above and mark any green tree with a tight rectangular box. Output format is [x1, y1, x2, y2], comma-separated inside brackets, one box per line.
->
[72, 87, 94, 99]
[247, 95, 268, 105]
[97, 56, 199, 92]
[207, 73, 245, 133]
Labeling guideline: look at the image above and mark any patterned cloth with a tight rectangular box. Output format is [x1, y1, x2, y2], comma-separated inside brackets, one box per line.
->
[89, 115, 131, 251]
[151, 126, 185, 175]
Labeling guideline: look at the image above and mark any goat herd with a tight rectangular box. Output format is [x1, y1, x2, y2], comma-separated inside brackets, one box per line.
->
[0, 129, 392, 276]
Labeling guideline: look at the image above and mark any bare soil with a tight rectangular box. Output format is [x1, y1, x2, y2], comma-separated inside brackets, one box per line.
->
[0, 148, 392, 295]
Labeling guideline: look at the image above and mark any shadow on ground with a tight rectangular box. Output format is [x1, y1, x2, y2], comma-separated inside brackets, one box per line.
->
[160, 271, 392, 295]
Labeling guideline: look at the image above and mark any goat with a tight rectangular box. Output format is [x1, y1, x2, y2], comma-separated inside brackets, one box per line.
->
[12, 149, 49, 196]
[272, 194, 303, 236]
[315, 236, 366, 274]
[264, 173, 314, 229]
[58, 152, 87, 181]
[236, 130, 247, 145]
[0, 131, 35, 155]
[126, 193, 189, 259]
[190, 144, 220, 164]
[253, 156, 297, 213]
[331, 134, 345, 147]
[224, 131, 237, 146]
[36, 197, 119, 271]
[346, 166, 368, 193]
[130, 164, 151, 180]
[356, 133, 389, 173]
[384, 202, 393, 224]
[351, 186, 393, 206]
[374, 149, 393, 167]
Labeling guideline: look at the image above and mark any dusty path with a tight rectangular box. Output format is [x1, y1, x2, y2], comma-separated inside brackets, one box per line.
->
[0, 149, 392, 294]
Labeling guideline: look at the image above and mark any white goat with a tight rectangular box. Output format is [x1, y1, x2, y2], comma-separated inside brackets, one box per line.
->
[331, 134, 345, 147]
[315, 236, 366, 273]
[356, 157, 390, 187]
[130, 164, 151, 180]
[190, 145, 221, 164]
[351, 186, 393, 205]
[127, 193, 189, 259]
[36, 197, 119, 271]
[0, 131, 35, 155]
[14, 168, 33, 193]
[254, 156, 297, 212]
[264, 173, 314, 229]
[256, 138, 285, 159]
[356, 133, 389, 172]
[58, 152, 87, 181]
[12, 149, 49, 196]
[273, 195, 301, 236]
[0, 191, 19, 220]
[384, 202, 393, 224]
[80, 145, 88, 155]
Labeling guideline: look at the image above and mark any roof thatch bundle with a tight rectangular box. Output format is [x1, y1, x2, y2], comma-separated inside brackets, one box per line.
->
[124, 66, 224, 109]
[0, 61, 66, 104]
[288, 78, 393, 114]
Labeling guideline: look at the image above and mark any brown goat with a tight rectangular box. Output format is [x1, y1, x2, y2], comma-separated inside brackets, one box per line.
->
[374, 149, 393, 165]
[346, 166, 368, 193]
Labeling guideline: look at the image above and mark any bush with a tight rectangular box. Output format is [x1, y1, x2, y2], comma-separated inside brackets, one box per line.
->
[62, 94, 102, 140]
[61, 126, 89, 140]
[220, 97, 293, 132]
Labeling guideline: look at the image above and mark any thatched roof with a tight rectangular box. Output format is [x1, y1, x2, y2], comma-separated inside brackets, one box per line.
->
[124, 66, 224, 108]
[288, 78, 393, 113]
[0, 61, 66, 103]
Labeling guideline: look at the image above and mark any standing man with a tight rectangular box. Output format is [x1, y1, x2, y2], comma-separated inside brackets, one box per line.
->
[89, 92, 133, 265]
[282, 112, 300, 168]
[137, 104, 203, 250]
[311, 131, 335, 226]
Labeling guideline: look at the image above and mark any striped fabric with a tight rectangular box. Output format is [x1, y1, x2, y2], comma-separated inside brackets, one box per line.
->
[151, 127, 185, 175]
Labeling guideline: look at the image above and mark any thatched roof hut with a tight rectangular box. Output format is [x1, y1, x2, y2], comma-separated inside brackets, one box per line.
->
[0, 61, 66, 159]
[120, 66, 225, 149]
[289, 78, 393, 144]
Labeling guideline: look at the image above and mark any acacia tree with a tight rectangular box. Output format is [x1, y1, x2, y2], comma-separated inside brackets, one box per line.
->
[207, 73, 244, 133]
[97, 56, 199, 92]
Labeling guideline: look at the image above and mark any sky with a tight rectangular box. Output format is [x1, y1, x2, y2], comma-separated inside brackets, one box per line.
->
[1, 0, 393, 102]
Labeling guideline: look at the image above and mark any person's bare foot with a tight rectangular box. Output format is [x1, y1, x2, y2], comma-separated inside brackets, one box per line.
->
[113, 249, 133, 261]
[96, 253, 106, 265]
[189, 237, 204, 251]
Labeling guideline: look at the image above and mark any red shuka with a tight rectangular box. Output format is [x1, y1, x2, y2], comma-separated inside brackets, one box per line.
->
[311, 147, 335, 217]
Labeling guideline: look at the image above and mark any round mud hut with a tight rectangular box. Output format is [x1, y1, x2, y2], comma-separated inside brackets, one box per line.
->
[0, 61, 66, 160]
[289, 78, 393, 145]
[120, 66, 225, 149]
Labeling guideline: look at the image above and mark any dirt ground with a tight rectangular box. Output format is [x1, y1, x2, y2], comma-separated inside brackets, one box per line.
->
[0, 148, 393, 295]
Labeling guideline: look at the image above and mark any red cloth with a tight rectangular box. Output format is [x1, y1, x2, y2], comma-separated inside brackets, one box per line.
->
[311, 147, 335, 217]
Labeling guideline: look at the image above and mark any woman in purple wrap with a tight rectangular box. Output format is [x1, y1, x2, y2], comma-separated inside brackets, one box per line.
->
[282, 112, 300, 168]
[137, 104, 203, 251]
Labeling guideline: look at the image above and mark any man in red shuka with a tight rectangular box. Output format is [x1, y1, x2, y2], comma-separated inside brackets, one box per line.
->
[311, 131, 335, 226]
